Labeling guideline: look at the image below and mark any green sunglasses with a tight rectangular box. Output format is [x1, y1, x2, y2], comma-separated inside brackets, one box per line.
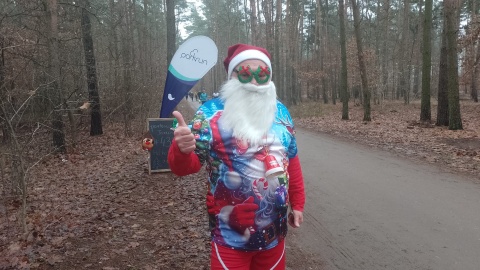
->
[235, 65, 271, 84]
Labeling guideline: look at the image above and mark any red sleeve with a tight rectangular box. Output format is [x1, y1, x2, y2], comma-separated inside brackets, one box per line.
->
[288, 155, 305, 212]
[167, 139, 202, 176]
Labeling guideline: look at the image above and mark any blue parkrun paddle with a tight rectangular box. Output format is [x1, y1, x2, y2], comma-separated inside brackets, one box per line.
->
[159, 36, 218, 118]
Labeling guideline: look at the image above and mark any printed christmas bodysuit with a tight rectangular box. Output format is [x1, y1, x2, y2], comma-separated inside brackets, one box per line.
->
[169, 98, 304, 251]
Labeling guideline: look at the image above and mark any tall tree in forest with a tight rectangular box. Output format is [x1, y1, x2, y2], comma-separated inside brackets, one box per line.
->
[166, 0, 176, 65]
[250, 0, 258, 44]
[324, 0, 333, 104]
[81, 0, 103, 136]
[397, 0, 410, 104]
[469, 0, 478, 102]
[338, 0, 349, 120]
[412, 3, 423, 101]
[274, 0, 284, 100]
[350, 0, 371, 121]
[262, 0, 274, 53]
[445, 0, 462, 130]
[120, 1, 134, 134]
[316, 0, 329, 104]
[314, 0, 322, 101]
[379, 0, 390, 99]
[285, 0, 295, 105]
[46, 0, 66, 152]
[436, 19, 449, 126]
[108, 0, 120, 115]
[472, 37, 480, 102]
[285, 0, 302, 105]
[420, 0, 433, 122]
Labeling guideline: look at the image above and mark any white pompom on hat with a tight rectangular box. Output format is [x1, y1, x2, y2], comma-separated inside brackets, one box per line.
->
[223, 44, 272, 79]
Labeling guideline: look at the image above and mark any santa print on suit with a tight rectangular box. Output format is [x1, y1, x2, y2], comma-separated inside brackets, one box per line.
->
[167, 43, 305, 270]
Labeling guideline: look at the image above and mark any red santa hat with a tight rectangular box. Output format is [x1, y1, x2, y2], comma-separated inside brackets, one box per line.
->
[223, 44, 272, 79]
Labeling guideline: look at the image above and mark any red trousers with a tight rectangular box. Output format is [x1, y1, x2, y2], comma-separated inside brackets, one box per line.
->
[210, 241, 286, 270]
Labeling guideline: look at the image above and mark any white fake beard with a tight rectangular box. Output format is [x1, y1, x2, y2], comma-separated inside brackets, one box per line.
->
[219, 79, 277, 145]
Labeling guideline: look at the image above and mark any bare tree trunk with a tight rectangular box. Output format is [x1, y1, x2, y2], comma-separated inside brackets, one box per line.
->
[445, 0, 462, 130]
[46, 0, 66, 152]
[81, 0, 103, 136]
[250, 0, 258, 44]
[297, 5, 304, 103]
[318, 0, 328, 104]
[331, 67, 337, 104]
[350, 0, 371, 121]
[262, 0, 274, 53]
[135, 0, 145, 82]
[315, 0, 322, 101]
[323, 0, 331, 104]
[470, 0, 479, 102]
[380, 0, 390, 100]
[285, 0, 293, 105]
[412, 1, 423, 100]
[339, 0, 349, 120]
[121, 1, 133, 134]
[274, 0, 284, 100]
[420, 0, 433, 122]
[286, 0, 301, 105]
[397, 0, 410, 104]
[436, 17, 449, 126]
[471, 38, 480, 102]
[256, 0, 262, 45]
[143, 0, 151, 80]
[166, 0, 176, 65]
[436, 22, 449, 126]
[110, 0, 119, 108]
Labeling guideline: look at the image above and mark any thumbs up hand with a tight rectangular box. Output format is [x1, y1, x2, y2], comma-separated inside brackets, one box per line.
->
[172, 111, 196, 154]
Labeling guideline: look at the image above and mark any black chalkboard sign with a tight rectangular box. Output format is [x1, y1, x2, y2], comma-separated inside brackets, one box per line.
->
[147, 118, 175, 173]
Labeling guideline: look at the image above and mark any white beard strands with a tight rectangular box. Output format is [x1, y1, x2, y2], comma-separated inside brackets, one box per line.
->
[220, 79, 278, 146]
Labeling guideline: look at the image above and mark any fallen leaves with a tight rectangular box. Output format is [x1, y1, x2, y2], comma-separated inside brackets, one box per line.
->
[1, 121, 210, 269]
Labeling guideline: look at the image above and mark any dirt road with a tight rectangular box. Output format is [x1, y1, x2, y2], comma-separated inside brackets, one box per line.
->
[286, 129, 480, 270]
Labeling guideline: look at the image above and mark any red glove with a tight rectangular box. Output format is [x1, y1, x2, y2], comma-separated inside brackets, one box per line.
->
[228, 197, 258, 234]
[206, 191, 219, 215]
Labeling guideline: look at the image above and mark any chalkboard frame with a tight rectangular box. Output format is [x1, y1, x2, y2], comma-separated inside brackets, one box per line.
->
[147, 118, 175, 174]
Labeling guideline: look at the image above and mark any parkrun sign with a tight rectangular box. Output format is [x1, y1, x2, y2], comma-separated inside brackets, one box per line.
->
[160, 36, 218, 118]
[180, 49, 209, 65]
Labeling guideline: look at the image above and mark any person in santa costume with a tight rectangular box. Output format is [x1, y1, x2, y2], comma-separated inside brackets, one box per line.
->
[168, 43, 305, 270]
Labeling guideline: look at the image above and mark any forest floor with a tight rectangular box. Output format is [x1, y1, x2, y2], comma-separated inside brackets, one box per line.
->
[1, 99, 479, 270]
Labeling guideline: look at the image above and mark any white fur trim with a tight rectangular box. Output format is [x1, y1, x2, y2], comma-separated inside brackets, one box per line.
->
[218, 205, 234, 224]
[227, 49, 272, 79]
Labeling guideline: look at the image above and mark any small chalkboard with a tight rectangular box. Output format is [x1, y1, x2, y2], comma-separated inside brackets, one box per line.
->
[147, 118, 175, 173]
